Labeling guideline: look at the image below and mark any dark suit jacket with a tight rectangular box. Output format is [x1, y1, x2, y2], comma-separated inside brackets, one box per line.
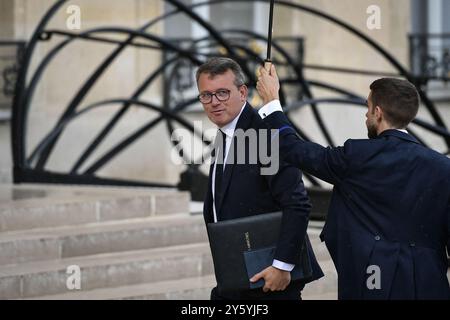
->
[203, 104, 323, 300]
[265, 110, 450, 300]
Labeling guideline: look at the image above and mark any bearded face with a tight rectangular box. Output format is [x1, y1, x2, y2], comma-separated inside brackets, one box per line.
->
[365, 92, 379, 139]
[367, 121, 378, 139]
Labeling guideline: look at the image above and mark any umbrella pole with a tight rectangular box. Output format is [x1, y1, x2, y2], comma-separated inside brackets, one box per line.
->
[265, 0, 275, 72]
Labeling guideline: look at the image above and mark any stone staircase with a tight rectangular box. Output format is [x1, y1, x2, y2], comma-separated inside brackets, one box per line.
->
[0, 184, 337, 300]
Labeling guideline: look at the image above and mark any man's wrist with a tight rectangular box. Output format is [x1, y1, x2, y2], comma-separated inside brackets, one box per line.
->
[263, 96, 279, 105]
[272, 259, 295, 272]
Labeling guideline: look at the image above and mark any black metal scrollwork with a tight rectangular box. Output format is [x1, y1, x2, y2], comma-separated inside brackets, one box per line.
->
[10, 1, 450, 199]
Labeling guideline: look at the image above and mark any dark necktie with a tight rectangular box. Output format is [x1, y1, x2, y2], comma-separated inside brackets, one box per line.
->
[214, 129, 226, 215]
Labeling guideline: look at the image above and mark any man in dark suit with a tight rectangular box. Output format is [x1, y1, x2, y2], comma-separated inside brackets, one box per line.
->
[256, 64, 450, 299]
[197, 57, 323, 300]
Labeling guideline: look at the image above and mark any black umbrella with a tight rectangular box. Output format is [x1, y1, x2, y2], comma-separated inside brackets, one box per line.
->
[265, 0, 276, 71]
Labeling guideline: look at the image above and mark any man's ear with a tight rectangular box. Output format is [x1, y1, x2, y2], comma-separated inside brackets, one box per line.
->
[375, 106, 383, 122]
[239, 85, 248, 101]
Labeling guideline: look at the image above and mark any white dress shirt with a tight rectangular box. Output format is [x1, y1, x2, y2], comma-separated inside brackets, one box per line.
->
[212, 102, 294, 272]
[258, 100, 283, 119]
[212, 103, 245, 223]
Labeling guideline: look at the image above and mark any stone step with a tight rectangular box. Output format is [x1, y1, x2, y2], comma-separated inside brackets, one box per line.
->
[19, 262, 337, 300]
[0, 184, 190, 232]
[20, 263, 338, 300]
[1, 239, 336, 300]
[0, 242, 213, 299]
[22, 274, 216, 300]
[0, 213, 207, 266]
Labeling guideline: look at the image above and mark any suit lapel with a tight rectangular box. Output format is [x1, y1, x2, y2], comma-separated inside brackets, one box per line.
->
[216, 103, 254, 215]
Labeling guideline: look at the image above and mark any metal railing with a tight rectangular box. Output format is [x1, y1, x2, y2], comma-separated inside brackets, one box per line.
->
[409, 33, 450, 83]
[11, 0, 450, 198]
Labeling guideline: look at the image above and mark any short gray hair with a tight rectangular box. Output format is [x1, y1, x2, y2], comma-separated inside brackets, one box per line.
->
[196, 57, 246, 87]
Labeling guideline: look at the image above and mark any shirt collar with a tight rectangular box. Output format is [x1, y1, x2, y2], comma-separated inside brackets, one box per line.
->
[396, 128, 408, 134]
[219, 102, 246, 138]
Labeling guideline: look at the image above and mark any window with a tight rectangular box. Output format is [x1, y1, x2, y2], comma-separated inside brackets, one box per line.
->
[164, 1, 268, 40]
[410, 0, 450, 99]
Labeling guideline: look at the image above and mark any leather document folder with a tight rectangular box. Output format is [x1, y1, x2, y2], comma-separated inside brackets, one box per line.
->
[207, 211, 312, 292]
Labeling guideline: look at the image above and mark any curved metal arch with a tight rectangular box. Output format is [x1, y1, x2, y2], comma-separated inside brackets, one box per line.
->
[135, 32, 324, 184]
[11, 0, 450, 191]
[76, 40, 253, 173]
[158, 0, 450, 147]
[20, 1, 225, 171]
[29, 52, 192, 168]
[31, 98, 204, 171]
[136, 1, 327, 145]
[158, 40, 321, 186]
[259, 0, 450, 147]
[12, 0, 68, 175]
[284, 98, 367, 113]
[13, 0, 199, 170]
[285, 98, 450, 149]
[221, 28, 334, 146]
[26, 27, 204, 168]
[162, 37, 322, 186]
[411, 119, 450, 140]
[70, 56, 180, 174]
[164, 0, 256, 89]
[27, 2, 261, 170]
[290, 79, 364, 100]
[24, 32, 160, 166]
[83, 97, 200, 175]
[37, 29, 164, 50]
[160, 36, 307, 156]
[71, 36, 227, 174]
[74, 38, 249, 176]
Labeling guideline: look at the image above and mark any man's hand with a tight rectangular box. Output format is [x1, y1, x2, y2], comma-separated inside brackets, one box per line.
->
[250, 266, 291, 293]
[256, 63, 280, 105]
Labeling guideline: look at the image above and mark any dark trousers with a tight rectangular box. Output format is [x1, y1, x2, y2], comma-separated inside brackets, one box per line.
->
[210, 282, 305, 300]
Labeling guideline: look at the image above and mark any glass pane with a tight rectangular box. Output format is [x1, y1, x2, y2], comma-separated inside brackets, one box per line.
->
[210, 2, 253, 31]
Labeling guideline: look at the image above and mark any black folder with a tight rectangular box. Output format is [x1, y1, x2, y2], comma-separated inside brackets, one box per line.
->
[207, 211, 313, 293]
